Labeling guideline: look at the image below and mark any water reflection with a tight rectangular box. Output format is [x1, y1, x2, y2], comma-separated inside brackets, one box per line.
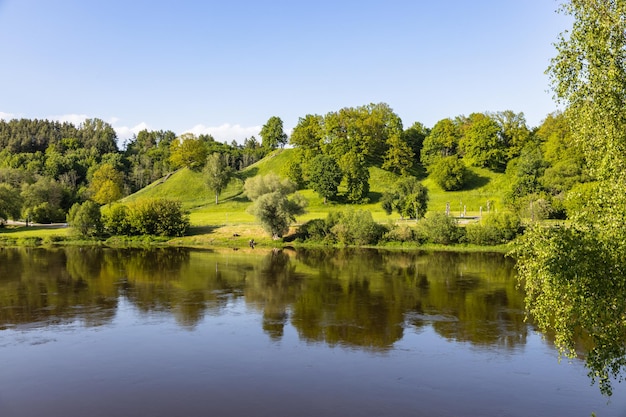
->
[0, 247, 524, 351]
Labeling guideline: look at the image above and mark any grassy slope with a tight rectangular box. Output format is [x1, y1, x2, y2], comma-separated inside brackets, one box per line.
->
[123, 148, 507, 227]
[0, 149, 508, 246]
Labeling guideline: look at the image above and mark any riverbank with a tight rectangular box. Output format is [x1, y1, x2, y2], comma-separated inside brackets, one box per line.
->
[0, 222, 514, 254]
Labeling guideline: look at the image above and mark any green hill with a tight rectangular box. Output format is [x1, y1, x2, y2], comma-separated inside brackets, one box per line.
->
[122, 148, 508, 228]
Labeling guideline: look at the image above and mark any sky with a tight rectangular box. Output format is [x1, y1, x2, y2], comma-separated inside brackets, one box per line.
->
[0, 1, 571, 145]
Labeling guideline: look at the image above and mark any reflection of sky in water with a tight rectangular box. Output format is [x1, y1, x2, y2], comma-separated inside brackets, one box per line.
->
[1, 296, 625, 417]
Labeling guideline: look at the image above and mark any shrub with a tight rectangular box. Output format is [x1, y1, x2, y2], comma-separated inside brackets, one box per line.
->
[464, 211, 522, 245]
[330, 209, 387, 246]
[382, 223, 420, 243]
[102, 204, 132, 235]
[126, 198, 189, 237]
[67, 200, 103, 237]
[416, 212, 463, 244]
[100, 199, 189, 237]
[429, 155, 469, 191]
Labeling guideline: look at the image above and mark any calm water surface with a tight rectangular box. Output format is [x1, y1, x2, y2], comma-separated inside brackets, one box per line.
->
[0, 247, 624, 417]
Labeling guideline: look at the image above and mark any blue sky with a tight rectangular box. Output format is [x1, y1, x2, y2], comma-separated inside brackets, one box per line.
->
[0, 1, 570, 144]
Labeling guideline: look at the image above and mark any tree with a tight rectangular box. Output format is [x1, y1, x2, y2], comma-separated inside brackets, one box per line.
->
[307, 154, 342, 203]
[169, 133, 208, 170]
[402, 122, 429, 163]
[67, 200, 103, 237]
[420, 118, 460, 169]
[516, 0, 626, 396]
[89, 163, 124, 205]
[204, 153, 233, 204]
[459, 113, 505, 171]
[244, 174, 307, 239]
[428, 155, 468, 191]
[381, 176, 428, 220]
[260, 116, 288, 150]
[339, 151, 370, 203]
[289, 114, 324, 151]
[382, 134, 414, 175]
[0, 183, 22, 224]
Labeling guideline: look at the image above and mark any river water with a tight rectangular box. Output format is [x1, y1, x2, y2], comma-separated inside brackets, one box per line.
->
[0, 247, 624, 416]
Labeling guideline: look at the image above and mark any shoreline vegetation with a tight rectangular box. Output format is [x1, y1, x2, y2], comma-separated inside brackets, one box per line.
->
[0, 222, 513, 254]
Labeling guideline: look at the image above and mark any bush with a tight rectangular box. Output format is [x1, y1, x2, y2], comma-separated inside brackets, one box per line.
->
[330, 209, 387, 246]
[102, 204, 132, 235]
[382, 223, 421, 243]
[416, 212, 463, 244]
[297, 218, 335, 243]
[101, 198, 189, 237]
[464, 211, 522, 245]
[67, 200, 103, 237]
[429, 155, 469, 191]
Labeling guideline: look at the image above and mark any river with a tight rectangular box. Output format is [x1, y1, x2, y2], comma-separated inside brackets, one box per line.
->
[0, 247, 624, 416]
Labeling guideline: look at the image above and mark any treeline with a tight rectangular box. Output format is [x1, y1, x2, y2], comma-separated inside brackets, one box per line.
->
[0, 117, 268, 224]
[0, 106, 585, 237]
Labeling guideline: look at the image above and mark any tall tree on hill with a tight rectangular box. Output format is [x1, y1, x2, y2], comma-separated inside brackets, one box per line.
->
[204, 153, 233, 204]
[260, 116, 288, 150]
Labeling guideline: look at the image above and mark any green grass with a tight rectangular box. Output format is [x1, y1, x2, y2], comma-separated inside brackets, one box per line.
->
[120, 148, 509, 227]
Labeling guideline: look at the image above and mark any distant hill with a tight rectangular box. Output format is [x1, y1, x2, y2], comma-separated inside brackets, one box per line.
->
[122, 148, 507, 226]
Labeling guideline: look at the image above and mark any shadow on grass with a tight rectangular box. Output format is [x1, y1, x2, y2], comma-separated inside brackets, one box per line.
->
[186, 225, 220, 236]
[464, 170, 491, 190]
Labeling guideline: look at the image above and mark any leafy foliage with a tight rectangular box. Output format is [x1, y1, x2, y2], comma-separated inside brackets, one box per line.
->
[516, 0, 626, 396]
[306, 155, 342, 203]
[464, 211, 522, 245]
[204, 153, 234, 204]
[89, 163, 124, 205]
[416, 212, 462, 245]
[245, 174, 307, 239]
[101, 199, 189, 237]
[428, 155, 469, 191]
[68, 200, 103, 237]
[169, 133, 208, 170]
[260, 116, 288, 150]
[0, 183, 22, 224]
[381, 176, 428, 219]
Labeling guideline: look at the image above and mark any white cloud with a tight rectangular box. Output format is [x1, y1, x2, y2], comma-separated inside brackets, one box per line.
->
[47, 113, 90, 125]
[0, 111, 15, 120]
[184, 123, 262, 144]
[113, 121, 151, 141]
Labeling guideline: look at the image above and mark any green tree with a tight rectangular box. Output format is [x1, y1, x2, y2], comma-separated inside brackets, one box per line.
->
[244, 174, 307, 239]
[0, 183, 22, 224]
[420, 118, 460, 169]
[67, 200, 103, 237]
[340, 151, 370, 203]
[459, 113, 505, 171]
[382, 134, 414, 175]
[307, 155, 342, 203]
[381, 176, 428, 220]
[516, 0, 626, 396]
[402, 121, 429, 163]
[169, 133, 208, 170]
[260, 116, 288, 150]
[203, 153, 234, 204]
[494, 110, 532, 160]
[89, 163, 124, 205]
[428, 155, 468, 191]
[289, 114, 324, 152]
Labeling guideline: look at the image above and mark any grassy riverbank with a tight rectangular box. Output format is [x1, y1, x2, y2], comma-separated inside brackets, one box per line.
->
[0, 148, 514, 252]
